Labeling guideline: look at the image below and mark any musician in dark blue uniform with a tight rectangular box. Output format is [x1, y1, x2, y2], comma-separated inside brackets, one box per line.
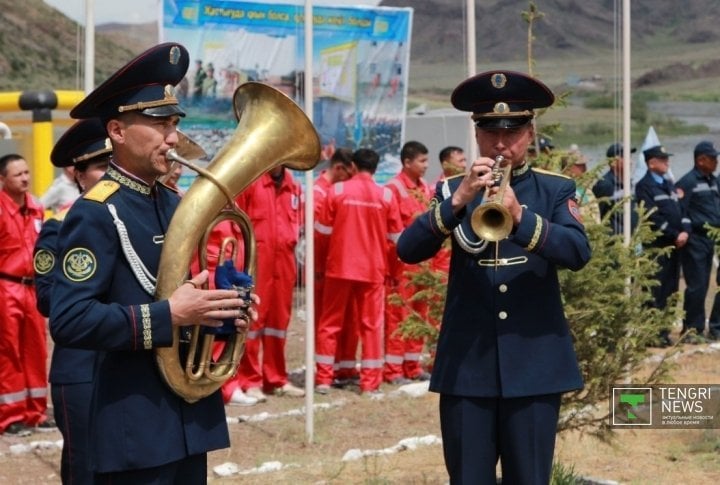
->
[676, 140, 720, 341]
[33, 117, 111, 485]
[634, 145, 689, 346]
[396, 70, 591, 484]
[49, 43, 254, 484]
[592, 142, 639, 235]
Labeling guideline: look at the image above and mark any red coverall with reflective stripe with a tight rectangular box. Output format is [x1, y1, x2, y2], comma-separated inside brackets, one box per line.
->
[384, 171, 433, 381]
[0, 191, 47, 432]
[313, 173, 359, 381]
[314, 173, 403, 392]
[233, 170, 301, 393]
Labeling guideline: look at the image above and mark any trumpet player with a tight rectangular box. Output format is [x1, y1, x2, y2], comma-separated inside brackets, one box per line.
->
[397, 70, 591, 484]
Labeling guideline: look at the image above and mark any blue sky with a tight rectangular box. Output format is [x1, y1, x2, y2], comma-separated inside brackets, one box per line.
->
[43, 0, 381, 25]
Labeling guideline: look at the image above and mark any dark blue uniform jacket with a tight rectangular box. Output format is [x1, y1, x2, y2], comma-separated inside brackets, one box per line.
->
[34, 213, 97, 384]
[635, 172, 690, 247]
[397, 166, 591, 398]
[49, 165, 229, 473]
[675, 167, 720, 236]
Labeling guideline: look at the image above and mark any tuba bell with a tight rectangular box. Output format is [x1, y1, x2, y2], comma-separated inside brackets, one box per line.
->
[155, 82, 321, 403]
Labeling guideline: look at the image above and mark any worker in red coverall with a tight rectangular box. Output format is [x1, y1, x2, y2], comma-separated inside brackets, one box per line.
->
[314, 148, 403, 395]
[384, 141, 434, 384]
[231, 165, 305, 401]
[0, 153, 53, 436]
[312, 148, 359, 387]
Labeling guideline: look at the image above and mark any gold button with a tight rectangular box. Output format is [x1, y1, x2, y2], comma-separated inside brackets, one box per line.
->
[499, 284, 508, 293]
[499, 311, 508, 320]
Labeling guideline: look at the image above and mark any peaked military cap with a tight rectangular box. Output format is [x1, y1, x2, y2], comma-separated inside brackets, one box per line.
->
[51, 118, 112, 168]
[528, 136, 554, 152]
[606, 142, 636, 158]
[694, 140, 719, 158]
[451, 70, 555, 129]
[643, 145, 672, 160]
[71, 42, 189, 120]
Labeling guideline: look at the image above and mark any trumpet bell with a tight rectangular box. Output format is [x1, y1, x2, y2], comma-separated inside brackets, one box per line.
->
[470, 203, 513, 242]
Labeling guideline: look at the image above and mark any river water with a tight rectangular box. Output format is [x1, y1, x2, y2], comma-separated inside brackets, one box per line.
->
[584, 101, 720, 180]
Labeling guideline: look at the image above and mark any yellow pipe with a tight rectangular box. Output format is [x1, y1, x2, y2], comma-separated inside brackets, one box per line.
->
[55, 90, 85, 110]
[1, 89, 86, 199]
[32, 121, 54, 197]
[0, 92, 23, 111]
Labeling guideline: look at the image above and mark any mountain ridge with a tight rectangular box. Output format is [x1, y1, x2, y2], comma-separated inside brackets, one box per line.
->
[1, 0, 717, 100]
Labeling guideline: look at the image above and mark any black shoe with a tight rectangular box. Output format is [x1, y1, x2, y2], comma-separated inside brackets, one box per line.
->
[35, 418, 57, 433]
[4, 422, 33, 437]
[331, 376, 360, 389]
[412, 371, 432, 381]
[707, 332, 720, 342]
[387, 377, 412, 385]
[682, 333, 708, 345]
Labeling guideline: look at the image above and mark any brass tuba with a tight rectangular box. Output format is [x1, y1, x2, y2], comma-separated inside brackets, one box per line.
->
[155, 82, 321, 403]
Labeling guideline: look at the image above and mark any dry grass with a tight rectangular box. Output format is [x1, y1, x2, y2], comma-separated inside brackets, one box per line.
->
[3, 288, 720, 484]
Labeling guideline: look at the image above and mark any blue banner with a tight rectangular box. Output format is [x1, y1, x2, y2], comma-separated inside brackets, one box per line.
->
[162, 0, 413, 187]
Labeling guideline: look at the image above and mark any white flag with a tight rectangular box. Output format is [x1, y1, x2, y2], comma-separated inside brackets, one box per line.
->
[632, 126, 659, 186]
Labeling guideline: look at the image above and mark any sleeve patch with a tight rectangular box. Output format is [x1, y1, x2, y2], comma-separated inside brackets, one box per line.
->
[568, 199, 583, 224]
[33, 249, 55, 275]
[63, 247, 97, 282]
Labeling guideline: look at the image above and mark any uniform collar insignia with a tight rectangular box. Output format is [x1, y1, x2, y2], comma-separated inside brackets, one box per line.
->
[107, 164, 152, 196]
[512, 163, 530, 177]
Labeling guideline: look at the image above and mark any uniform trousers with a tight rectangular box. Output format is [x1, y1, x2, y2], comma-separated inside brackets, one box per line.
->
[52, 382, 93, 485]
[95, 452, 207, 485]
[680, 235, 716, 333]
[439, 393, 561, 485]
[315, 277, 384, 392]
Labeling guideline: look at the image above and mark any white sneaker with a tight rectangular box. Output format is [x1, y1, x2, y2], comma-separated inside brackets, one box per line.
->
[229, 389, 258, 406]
[244, 387, 268, 402]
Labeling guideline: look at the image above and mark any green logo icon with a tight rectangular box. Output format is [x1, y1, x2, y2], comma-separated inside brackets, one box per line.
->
[620, 393, 646, 420]
[612, 387, 652, 426]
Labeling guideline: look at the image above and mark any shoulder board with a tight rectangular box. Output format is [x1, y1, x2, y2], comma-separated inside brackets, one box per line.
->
[50, 207, 70, 222]
[531, 167, 571, 180]
[83, 180, 120, 203]
[157, 180, 180, 194]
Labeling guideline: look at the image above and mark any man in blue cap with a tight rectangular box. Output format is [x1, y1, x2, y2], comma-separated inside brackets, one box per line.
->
[592, 142, 639, 235]
[396, 70, 591, 484]
[49, 43, 257, 483]
[635, 145, 689, 347]
[676, 140, 720, 342]
[34, 117, 112, 485]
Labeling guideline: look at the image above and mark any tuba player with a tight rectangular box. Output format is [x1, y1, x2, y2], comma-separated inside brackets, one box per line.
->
[49, 43, 257, 484]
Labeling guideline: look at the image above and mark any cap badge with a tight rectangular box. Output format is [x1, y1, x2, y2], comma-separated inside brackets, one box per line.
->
[169, 45, 181, 65]
[164, 84, 176, 100]
[493, 102, 509, 114]
[491, 73, 507, 89]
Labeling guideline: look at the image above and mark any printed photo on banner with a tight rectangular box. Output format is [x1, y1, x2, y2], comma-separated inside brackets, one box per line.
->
[162, 0, 413, 190]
